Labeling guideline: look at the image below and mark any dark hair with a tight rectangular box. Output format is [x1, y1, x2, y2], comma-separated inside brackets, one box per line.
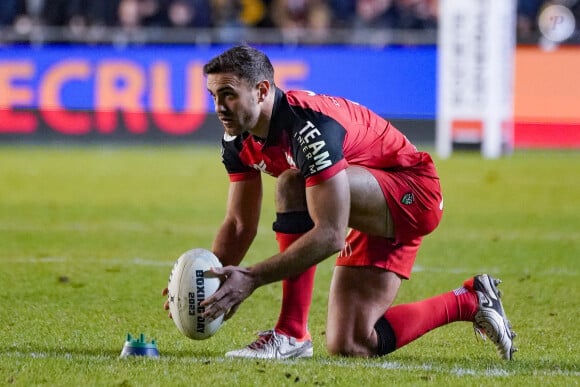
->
[203, 45, 275, 86]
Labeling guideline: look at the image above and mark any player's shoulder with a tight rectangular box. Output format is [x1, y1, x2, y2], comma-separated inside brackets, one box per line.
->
[286, 89, 318, 99]
[220, 132, 257, 174]
[221, 132, 246, 158]
[285, 89, 358, 113]
[285, 89, 324, 108]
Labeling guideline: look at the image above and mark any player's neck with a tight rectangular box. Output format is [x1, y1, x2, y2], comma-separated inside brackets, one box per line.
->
[249, 122, 269, 139]
[249, 94, 274, 139]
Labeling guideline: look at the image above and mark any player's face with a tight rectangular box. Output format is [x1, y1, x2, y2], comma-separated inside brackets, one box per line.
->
[206, 73, 261, 137]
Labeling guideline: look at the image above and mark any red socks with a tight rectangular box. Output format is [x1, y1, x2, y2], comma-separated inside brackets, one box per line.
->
[273, 232, 316, 339]
[385, 287, 478, 349]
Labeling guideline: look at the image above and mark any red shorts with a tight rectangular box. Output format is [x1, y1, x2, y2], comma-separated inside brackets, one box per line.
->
[335, 160, 443, 279]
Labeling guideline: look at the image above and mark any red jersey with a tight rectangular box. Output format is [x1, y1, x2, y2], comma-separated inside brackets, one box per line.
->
[221, 88, 437, 186]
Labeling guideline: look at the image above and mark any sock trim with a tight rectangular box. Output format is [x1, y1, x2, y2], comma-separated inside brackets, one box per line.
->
[453, 286, 468, 296]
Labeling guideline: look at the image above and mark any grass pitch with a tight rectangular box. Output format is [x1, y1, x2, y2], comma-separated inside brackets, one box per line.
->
[0, 145, 578, 386]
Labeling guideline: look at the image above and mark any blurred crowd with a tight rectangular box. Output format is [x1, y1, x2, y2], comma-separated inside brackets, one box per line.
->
[0, 0, 577, 43]
[0, 0, 438, 32]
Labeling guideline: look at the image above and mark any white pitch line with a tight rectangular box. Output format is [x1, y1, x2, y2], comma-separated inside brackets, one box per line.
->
[1, 351, 579, 378]
[311, 359, 580, 378]
[1, 257, 173, 267]
[411, 264, 579, 277]
[3, 257, 579, 277]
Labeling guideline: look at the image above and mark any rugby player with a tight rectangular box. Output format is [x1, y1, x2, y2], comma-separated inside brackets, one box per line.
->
[165, 45, 516, 360]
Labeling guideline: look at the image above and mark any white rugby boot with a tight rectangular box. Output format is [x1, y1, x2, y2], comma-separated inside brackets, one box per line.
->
[225, 330, 313, 359]
[465, 274, 518, 360]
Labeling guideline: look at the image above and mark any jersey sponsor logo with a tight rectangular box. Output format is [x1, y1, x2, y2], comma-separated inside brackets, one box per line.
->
[284, 152, 297, 168]
[401, 192, 415, 205]
[295, 120, 332, 174]
[250, 160, 274, 176]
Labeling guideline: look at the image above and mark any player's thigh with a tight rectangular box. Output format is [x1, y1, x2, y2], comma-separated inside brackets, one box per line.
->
[346, 166, 394, 238]
[326, 265, 401, 356]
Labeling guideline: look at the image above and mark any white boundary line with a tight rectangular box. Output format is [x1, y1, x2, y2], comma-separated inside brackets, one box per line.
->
[1, 351, 579, 378]
[3, 257, 578, 277]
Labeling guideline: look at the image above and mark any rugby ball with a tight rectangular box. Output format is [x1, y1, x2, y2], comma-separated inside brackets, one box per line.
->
[167, 248, 224, 340]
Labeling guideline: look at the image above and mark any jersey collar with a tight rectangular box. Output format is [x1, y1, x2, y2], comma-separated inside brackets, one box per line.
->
[261, 87, 292, 148]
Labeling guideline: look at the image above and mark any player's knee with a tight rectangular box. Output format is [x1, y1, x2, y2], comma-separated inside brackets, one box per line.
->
[326, 329, 374, 357]
[275, 169, 306, 212]
[326, 337, 372, 357]
[326, 333, 354, 356]
[327, 317, 397, 357]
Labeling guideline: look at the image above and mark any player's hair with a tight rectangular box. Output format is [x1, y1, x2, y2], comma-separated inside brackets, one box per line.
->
[203, 45, 275, 86]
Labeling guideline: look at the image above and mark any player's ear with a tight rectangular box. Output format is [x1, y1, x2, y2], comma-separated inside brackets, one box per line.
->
[256, 80, 271, 102]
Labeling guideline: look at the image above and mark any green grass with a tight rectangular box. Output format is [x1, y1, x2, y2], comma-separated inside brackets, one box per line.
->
[0, 146, 578, 386]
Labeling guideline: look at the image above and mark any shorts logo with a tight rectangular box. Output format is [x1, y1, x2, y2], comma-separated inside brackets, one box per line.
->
[338, 241, 352, 258]
[401, 192, 415, 205]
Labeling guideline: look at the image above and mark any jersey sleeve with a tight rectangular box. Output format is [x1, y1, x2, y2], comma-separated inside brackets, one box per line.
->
[221, 135, 260, 182]
[291, 116, 348, 187]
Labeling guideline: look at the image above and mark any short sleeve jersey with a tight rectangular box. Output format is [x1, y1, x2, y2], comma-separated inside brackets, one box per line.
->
[221, 88, 436, 187]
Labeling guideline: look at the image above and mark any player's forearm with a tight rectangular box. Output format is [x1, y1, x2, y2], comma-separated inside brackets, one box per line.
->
[212, 220, 257, 266]
[249, 225, 344, 287]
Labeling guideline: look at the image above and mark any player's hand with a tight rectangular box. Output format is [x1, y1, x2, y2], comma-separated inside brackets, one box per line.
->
[161, 287, 173, 319]
[201, 265, 256, 321]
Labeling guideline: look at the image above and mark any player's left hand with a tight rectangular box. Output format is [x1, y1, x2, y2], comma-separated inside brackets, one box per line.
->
[201, 265, 256, 321]
[161, 287, 173, 319]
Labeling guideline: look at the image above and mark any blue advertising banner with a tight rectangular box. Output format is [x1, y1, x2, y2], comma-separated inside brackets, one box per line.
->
[0, 44, 436, 142]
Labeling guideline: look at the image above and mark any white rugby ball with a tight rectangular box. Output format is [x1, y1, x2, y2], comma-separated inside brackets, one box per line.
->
[167, 248, 224, 340]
